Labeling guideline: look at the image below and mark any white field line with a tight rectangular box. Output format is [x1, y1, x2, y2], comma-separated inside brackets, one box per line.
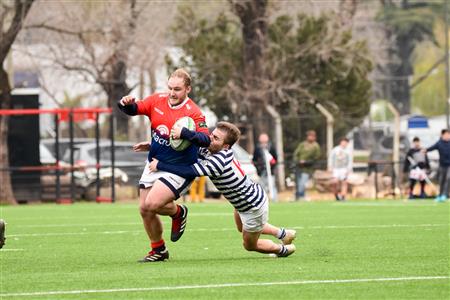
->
[1, 276, 448, 298]
[331, 202, 441, 207]
[15, 222, 143, 228]
[7, 223, 447, 238]
[0, 249, 24, 252]
[301, 224, 448, 230]
[7, 212, 233, 222]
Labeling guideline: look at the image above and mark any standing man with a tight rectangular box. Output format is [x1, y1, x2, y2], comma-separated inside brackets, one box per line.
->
[148, 122, 296, 258]
[253, 133, 278, 201]
[293, 130, 321, 201]
[328, 138, 353, 201]
[118, 68, 210, 262]
[425, 129, 450, 202]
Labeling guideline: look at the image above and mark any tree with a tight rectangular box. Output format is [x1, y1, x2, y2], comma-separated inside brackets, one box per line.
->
[229, 0, 269, 123]
[171, 7, 372, 142]
[377, 0, 440, 114]
[0, 0, 34, 204]
[24, 1, 176, 137]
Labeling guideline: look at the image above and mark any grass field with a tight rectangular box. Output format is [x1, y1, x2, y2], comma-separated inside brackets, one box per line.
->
[1, 200, 449, 299]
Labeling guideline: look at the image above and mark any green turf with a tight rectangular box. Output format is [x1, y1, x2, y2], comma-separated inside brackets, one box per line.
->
[1, 200, 449, 299]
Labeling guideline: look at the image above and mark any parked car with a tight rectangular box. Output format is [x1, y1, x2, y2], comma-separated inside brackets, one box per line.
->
[205, 144, 259, 198]
[59, 141, 148, 198]
[41, 138, 108, 159]
[40, 143, 57, 165]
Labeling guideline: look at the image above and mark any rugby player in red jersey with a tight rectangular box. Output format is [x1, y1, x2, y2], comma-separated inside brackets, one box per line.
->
[118, 69, 210, 262]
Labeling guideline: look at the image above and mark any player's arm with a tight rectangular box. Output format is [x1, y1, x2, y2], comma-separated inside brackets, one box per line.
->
[189, 110, 211, 147]
[154, 152, 227, 178]
[180, 127, 210, 147]
[117, 95, 138, 116]
[133, 141, 151, 152]
[155, 160, 199, 179]
[118, 94, 155, 116]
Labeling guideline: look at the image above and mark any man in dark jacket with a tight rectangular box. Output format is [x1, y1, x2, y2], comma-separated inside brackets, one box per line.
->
[426, 129, 450, 202]
[404, 137, 430, 199]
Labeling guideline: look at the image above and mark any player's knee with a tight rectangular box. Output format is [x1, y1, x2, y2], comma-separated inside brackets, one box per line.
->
[242, 240, 257, 251]
[139, 204, 150, 217]
[146, 200, 162, 213]
[140, 201, 159, 215]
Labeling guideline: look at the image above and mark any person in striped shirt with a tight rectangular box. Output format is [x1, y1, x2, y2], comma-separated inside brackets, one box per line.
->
[148, 121, 296, 257]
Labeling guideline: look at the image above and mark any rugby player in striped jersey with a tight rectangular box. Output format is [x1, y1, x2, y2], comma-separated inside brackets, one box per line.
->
[147, 121, 296, 257]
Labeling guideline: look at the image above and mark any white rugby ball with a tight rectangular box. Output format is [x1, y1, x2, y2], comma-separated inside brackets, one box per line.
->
[170, 116, 196, 151]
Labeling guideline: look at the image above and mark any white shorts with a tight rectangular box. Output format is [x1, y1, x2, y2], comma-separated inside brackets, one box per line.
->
[139, 161, 193, 199]
[332, 168, 349, 181]
[409, 167, 427, 181]
[237, 198, 269, 232]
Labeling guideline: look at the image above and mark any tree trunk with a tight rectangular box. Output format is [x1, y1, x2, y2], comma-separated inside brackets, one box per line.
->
[0, 68, 16, 204]
[103, 60, 131, 138]
[230, 0, 268, 130]
[0, 0, 35, 204]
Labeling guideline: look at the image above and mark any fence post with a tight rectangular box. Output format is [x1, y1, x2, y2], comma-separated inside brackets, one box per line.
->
[69, 110, 75, 202]
[54, 113, 61, 201]
[387, 102, 400, 194]
[95, 112, 100, 200]
[110, 114, 115, 203]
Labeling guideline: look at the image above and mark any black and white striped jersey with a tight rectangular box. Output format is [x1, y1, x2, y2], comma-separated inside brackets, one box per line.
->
[194, 148, 267, 212]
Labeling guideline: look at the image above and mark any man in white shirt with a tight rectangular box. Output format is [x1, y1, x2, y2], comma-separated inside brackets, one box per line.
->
[328, 138, 353, 201]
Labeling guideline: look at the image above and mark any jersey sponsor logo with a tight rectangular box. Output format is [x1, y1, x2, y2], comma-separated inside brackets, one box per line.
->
[153, 134, 171, 147]
[154, 107, 164, 115]
[156, 125, 169, 136]
[199, 121, 207, 128]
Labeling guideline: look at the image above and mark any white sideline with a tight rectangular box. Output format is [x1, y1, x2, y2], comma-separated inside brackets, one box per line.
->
[0, 249, 24, 252]
[11, 212, 233, 222]
[8, 223, 447, 238]
[1, 276, 448, 297]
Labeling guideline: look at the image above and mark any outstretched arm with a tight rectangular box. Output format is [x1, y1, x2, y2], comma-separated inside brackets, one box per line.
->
[117, 95, 138, 116]
[180, 127, 210, 147]
[426, 141, 439, 152]
[171, 126, 210, 147]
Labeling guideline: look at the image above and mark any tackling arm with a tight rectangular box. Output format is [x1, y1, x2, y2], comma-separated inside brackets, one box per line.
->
[180, 128, 211, 147]
[157, 161, 199, 179]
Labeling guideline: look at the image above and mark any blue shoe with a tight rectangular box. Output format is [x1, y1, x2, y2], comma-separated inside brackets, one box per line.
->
[435, 195, 448, 203]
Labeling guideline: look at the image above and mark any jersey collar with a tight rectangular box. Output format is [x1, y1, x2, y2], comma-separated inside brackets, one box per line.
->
[168, 97, 189, 110]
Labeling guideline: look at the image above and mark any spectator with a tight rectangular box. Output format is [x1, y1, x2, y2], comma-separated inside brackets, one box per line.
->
[189, 177, 206, 203]
[293, 130, 321, 201]
[404, 137, 430, 199]
[253, 133, 278, 201]
[328, 137, 353, 201]
[425, 129, 450, 202]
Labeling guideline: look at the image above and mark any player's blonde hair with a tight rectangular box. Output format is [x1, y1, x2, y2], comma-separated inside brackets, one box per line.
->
[216, 121, 241, 147]
[169, 68, 192, 87]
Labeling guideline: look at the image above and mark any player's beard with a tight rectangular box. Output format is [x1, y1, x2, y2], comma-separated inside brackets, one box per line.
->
[208, 143, 221, 154]
[169, 92, 186, 106]
[169, 97, 181, 106]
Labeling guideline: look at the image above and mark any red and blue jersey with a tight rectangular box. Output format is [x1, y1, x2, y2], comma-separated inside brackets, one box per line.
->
[136, 93, 209, 165]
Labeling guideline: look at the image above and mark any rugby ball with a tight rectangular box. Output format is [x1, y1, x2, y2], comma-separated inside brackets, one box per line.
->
[170, 116, 196, 151]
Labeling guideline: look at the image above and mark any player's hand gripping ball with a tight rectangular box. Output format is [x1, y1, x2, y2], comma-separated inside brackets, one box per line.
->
[170, 116, 196, 151]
